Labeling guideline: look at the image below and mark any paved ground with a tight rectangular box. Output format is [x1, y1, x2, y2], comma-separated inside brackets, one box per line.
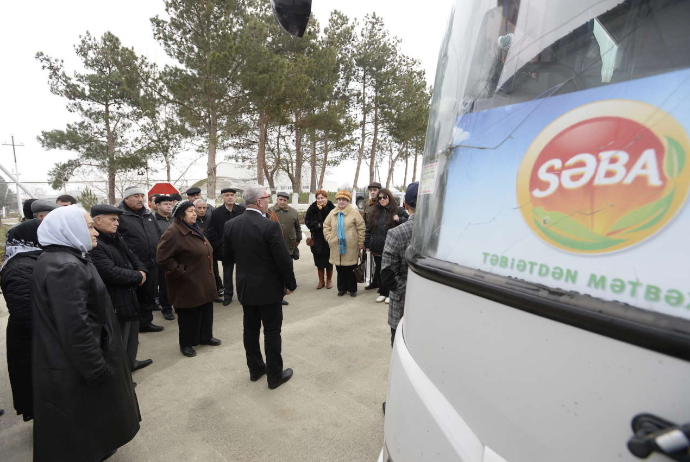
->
[0, 238, 391, 461]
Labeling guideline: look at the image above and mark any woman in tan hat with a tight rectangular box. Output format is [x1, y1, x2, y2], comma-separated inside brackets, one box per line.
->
[323, 190, 365, 296]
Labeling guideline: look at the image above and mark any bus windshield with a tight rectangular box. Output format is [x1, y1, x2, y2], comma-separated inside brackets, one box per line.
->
[413, 0, 690, 325]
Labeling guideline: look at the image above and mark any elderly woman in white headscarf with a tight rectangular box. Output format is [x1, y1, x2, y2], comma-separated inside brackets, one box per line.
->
[31, 205, 141, 462]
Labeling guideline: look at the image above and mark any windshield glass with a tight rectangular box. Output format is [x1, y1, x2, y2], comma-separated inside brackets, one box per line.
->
[414, 0, 690, 321]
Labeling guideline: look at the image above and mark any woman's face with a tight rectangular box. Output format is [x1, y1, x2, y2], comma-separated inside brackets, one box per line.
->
[183, 207, 197, 225]
[336, 198, 349, 209]
[378, 193, 390, 207]
[316, 194, 327, 206]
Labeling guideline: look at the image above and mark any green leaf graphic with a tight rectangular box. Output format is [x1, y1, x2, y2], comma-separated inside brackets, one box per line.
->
[664, 136, 686, 179]
[533, 207, 614, 243]
[534, 219, 626, 251]
[608, 189, 675, 234]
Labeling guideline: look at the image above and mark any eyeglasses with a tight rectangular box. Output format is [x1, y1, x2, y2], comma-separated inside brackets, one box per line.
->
[377, 195, 389, 200]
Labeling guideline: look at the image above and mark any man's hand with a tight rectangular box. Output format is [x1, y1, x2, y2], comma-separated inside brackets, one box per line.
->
[285, 289, 294, 295]
[138, 271, 146, 286]
[393, 215, 399, 222]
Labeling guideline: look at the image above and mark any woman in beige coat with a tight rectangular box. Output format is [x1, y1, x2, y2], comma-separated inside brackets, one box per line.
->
[323, 190, 365, 297]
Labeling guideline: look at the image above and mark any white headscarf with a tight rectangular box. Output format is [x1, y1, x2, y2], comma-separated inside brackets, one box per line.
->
[37, 205, 93, 252]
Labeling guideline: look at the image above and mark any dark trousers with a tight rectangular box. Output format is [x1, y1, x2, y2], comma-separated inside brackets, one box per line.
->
[213, 258, 223, 296]
[242, 302, 283, 383]
[175, 303, 214, 347]
[222, 260, 235, 301]
[136, 265, 158, 326]
[373, 255, 389, 297]
[336, 264, 357, 293]
[118, 319, 140, 370]
[157, 267, 173, 314]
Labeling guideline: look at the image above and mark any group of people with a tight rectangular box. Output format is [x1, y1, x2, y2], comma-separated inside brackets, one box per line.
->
[0, 179, 420, 460]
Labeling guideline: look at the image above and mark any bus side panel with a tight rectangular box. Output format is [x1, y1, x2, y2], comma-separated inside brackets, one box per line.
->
[386, 270, 690, 462]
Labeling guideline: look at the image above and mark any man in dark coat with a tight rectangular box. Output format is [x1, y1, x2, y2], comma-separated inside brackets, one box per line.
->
[154, 195, 175, 321]
[32, 205, 140, 462]
[0, 214, 46, 422]
[0, 199, 58, 422]
[117, 186, 165, 333]
[223, 185, 297, 389]
[89, 205, 154, 372]
[362, 182, 381, 290]
[186, 186, 214, 214]
[207, 187, 245, 305]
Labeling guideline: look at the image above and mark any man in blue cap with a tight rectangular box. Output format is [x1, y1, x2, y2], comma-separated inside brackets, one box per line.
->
[381, 181, 418, 346]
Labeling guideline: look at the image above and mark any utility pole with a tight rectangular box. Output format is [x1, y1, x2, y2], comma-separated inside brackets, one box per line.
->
[2, 135, 25, 215]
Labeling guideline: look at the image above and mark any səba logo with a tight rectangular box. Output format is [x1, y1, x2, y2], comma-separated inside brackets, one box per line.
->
[517, 100, 690, 254]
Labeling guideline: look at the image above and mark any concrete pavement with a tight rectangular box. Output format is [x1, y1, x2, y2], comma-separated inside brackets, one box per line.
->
[0, 239, 391, 461]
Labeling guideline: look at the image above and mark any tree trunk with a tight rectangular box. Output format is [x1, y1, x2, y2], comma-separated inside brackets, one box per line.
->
[403, 151, 409, 186]
[207, 111, 218, 202]
[165, 154, 172, 182]
[412, 149, 419, 183]
[105, 104, 116, 205]
[319, 131, 329, 190]
[293, 111, 303, 193]
[309, 128, 317, 193]
[386, 143, 405, 189]
[257, 111, 268, 185]
[353, 71, 367, 189]
[369, 89, 379, 185]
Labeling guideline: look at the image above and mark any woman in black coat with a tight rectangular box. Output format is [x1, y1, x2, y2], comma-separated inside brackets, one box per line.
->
[0, 219, 43, 422]
[32, 205, 140, 462]
[304, 190, 335, 289]
[364, 188, 408, 303]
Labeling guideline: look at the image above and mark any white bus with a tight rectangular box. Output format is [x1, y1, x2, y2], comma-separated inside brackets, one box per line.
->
[381, 0, 690, 461]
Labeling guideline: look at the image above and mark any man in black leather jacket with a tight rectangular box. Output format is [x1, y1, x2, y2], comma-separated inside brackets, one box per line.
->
[90, 204, 154, 372]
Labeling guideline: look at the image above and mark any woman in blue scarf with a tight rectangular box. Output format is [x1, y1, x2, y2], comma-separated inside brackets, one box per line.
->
[323, 191, 366, 296]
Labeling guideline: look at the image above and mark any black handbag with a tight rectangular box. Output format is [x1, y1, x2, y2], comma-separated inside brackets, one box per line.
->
[353, 251, 366, 284]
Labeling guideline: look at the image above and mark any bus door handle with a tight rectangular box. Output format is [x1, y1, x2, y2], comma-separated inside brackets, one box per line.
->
[628, 413, 690, 461]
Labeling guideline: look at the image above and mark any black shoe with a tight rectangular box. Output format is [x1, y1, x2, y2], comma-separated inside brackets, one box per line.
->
[365, 284, 379, 290]
[223, 298, 233, 306]
[133, 382, 137, 389]
[200, 338, 221, 346]
[133, 358, 153, 371]
[337, 291, 345, 296]
[99, 449, 117, 461]
[214, 297, 223, 303]
[162, 311, 175, 321]
[268, 368, 293, 389]
[250, 369, 266, 382]
[350, 291, 357, 297]
[382, 402, 386, 414]
[153, 304, 162, 311]
[140, 323, 164, 333]
[0, 409, 4, 417]
[282, 299, 289, 305]
[180, 346, 197, 357]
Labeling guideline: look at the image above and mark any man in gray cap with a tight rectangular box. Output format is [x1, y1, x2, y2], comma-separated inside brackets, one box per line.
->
[89, 204, 154, 372]
[117, 186, 165, 333]
[270, 192, 302, 258]
[31, 200, 59, 220]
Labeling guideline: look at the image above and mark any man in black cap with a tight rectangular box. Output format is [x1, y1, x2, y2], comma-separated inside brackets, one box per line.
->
[206, 187, 245, 305]
[154, 195, 175, 320]
[89, 204, 154, 372]
[117, 186, 165, 333]
[185, 187, 215, 214]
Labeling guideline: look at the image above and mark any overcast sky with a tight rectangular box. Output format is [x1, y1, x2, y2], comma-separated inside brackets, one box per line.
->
[0, 0, 455, 194]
